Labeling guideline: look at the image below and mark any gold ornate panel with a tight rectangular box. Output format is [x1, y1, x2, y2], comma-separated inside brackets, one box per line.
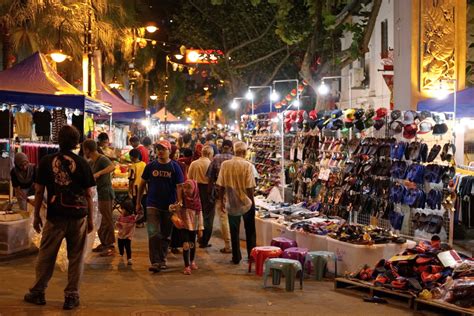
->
[419, 0, 458, 92]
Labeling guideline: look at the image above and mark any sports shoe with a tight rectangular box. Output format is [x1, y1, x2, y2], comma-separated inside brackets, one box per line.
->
[63, 295, 80, 310]
[127, 259, 133, 265]
[219, 247, 231, 254]
[148, 263, 161, 273]
[160, 262, 168, 270]
[24, 292, 46, 305]
[183, 267, 192, 275]
[191, 261, 198, 270]
[100, 247, 115, 257]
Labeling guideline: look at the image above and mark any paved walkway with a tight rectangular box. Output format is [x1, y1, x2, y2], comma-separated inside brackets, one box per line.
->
[0, 228, 431, 315]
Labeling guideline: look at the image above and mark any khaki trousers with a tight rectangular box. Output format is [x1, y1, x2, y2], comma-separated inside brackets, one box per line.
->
[30, 217, 87, 297]
[98, 200, 115, 247]
[215, 199, 231, 249]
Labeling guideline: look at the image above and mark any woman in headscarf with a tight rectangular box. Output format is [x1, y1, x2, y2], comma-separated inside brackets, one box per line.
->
[11, 153, 36, 210]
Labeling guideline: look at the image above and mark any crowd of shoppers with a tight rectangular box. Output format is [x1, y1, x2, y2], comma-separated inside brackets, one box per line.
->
[20, 125, 257, 310]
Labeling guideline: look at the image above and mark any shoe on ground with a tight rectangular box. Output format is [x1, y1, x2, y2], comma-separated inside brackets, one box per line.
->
[148, 263, 161, 273]
[183, 267, 192, 275]
[191, 261, 198, 270]
[24, 292, 46, 305]
[100, 247, 115, 257]
[92, 244, 105, 252]
[219, 247, 232, 253]
[171, 248, 181, 254]
[127, 259, 133, 265]
[199, 244, 212, 248]
[160, 262, 168, 270]
[63, 296, 80, 310]
[229, 260, 240, 265]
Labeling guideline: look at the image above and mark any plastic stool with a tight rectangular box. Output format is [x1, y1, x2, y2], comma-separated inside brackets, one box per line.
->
[249, 246, 283, 276]
[270, 237, 297, 251]
[304, 251, 337, 280]
[281, 247, 309, 266]
[263, 258, 303, 291]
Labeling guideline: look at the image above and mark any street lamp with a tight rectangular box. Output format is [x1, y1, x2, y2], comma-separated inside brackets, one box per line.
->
[231, 97, 244, 110]
[49, 20, 69, 63]
[273, 79, 299, 111]
[317, 74, 353, 108]
[108, 76, 121, 89]
[145, 22, 158, 33]
[174, 53, 184, 60]
[247, 85, 273, 115]
[149, 93, 158, 101]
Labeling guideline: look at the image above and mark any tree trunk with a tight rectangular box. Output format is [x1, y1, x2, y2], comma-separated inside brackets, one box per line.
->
[1, 24, 14, 70]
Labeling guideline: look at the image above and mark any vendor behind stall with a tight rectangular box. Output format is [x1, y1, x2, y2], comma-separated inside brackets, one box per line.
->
[11, 152, 36, 210]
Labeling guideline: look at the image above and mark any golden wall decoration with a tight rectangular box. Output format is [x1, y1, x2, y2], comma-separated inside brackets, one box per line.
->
[419, 0, 457, 92]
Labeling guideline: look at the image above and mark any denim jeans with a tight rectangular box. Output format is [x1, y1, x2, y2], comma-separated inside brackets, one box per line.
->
[146, 207, 173, 265]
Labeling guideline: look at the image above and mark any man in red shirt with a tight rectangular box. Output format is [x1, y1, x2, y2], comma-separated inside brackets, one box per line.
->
[129, 136, 149, 164]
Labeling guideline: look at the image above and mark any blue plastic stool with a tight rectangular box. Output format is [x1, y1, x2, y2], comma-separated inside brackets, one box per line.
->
[304, 251, 337, 280]
[263, 258, 303, 291]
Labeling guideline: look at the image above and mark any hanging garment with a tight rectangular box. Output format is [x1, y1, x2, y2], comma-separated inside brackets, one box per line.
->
[51, 109, 67, 143]
[0, 110, 14, 139]
[33, 110, 52, 137]
[15, 111, 33, 138]
[72, 114, 85, 140]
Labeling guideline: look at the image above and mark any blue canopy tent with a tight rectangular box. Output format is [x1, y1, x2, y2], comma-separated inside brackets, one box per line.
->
[417, 87, 474, 118]
[0, 52, 111, 114]
[95, 81, 145, 122]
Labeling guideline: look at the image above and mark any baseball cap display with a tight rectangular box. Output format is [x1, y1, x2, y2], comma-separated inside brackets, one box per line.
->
[391, 110, 402, 121]
[417, 120, 433, 134]
[374, 107, 388, 120]
[374, 119, 385, 130]
[390, 120, 403, 134]
[403, 123, 418, 139]
[402, 110, 418, 125]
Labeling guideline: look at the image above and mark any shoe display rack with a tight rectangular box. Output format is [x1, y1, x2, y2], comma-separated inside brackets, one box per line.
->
[249, 135, 282, 196]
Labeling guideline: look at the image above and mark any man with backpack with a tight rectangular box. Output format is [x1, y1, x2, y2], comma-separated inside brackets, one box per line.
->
[24, 125, 96, 310]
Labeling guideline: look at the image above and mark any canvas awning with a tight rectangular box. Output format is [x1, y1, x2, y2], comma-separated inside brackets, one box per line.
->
[95, 81, 145, 121]
[0, 52, 110, 114]
[152, 107, 179, 122]
[417, 87, 474, 118]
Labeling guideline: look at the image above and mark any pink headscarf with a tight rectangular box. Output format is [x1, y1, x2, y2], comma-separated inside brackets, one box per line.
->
[183, 179, 201, 212]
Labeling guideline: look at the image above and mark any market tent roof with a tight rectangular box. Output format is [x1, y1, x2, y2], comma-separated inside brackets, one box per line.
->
[417, 87, 474, 118]
[95, 81, 145, 121]
[0, 52, 110, 114]
[152, 107, 179, 122]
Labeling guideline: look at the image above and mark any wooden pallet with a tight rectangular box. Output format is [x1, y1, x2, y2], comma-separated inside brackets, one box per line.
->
[334, 277, 415, 308]
[414, 298, 474, 316]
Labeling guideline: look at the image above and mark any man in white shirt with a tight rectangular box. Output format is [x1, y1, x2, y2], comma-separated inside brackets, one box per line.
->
[217, 141, 256, 264]
[188, 145, 214, 248]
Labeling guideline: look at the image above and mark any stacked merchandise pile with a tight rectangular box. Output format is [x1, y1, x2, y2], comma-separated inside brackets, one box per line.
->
[348, 237, 473, 310]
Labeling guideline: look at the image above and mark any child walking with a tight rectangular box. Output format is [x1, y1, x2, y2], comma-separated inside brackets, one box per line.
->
[170, 179, 204, 275]
[116, 204, 137, 265]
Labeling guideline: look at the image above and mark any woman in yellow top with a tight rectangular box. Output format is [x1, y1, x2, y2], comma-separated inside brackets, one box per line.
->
[128, 149, 147, 224]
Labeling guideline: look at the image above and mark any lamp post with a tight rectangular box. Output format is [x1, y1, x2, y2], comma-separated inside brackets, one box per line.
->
[317, 73, 353, 109]
[273, 79, 300, 111]
[246, 85, 273, 115]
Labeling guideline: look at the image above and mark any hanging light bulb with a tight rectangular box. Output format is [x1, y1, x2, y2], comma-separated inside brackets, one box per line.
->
[318, 81, 330, 95]
[149, 94, 158, 101]
[245, 91, 253, 100]
[50, 49, 68, 63]
[270, 90, 279, 102]
[145, 22, 158, 33]
[230, 100, 239, 110]
[108, 76, 121, 89]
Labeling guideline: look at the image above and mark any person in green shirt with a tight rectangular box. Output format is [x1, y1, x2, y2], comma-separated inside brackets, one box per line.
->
[82, 139, 116, 256]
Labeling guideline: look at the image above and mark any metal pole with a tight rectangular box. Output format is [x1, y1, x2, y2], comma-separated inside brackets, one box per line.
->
[349, 72, 352, 109]
[280, 113, 285, 202]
